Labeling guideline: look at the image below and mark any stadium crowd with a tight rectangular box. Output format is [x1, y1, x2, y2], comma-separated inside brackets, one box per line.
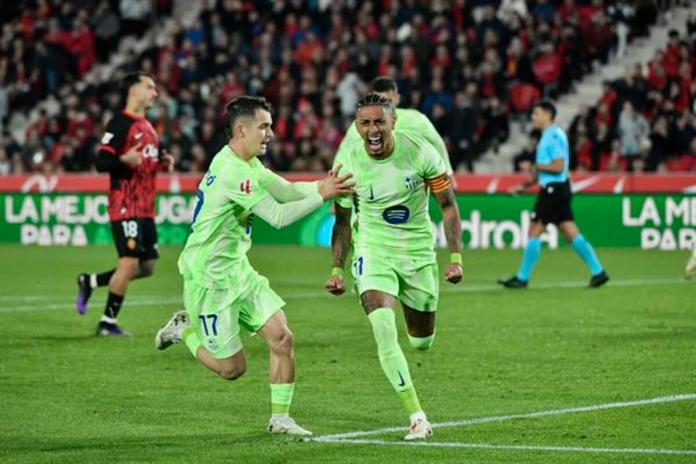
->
[564, 26, 696, 172]
[0, 0, 685, 176]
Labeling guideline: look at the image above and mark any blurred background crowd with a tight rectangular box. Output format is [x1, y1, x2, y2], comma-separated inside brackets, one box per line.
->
[0, 0, 693, 175]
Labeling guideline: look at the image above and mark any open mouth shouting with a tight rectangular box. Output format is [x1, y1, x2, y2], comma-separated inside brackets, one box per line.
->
[366, 132, 384, 155]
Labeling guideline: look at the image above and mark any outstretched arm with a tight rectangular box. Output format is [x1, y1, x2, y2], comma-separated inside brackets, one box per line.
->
[252, 168, 354, 229]
[261, 169, 319, 203]
[251, 192, 324, 229]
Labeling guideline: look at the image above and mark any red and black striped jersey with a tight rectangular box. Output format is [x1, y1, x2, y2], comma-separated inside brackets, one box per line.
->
[96, 111, 161, 221]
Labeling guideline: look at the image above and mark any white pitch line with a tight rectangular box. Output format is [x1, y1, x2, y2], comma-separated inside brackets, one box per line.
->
[312, 393, 696, 441]
[317, 438, 696, 456]
[0, 295, 50, 301]
[0, 277, 690, 313]
[0, 298, 183, 313]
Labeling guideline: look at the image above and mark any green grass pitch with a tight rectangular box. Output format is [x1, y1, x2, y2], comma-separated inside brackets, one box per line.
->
[0, 244, 694, 463]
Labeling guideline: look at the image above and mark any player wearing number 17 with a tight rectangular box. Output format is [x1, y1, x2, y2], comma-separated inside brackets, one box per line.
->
[75, 72, 174, 336]
[325, 93, 464, 441]
[155, 96, 353, 436]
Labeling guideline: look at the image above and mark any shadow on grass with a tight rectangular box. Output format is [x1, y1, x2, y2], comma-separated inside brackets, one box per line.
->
[1, 432, 312, 463]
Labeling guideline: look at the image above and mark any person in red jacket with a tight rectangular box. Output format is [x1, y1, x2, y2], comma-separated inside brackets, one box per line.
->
[76, 72, 173, 336]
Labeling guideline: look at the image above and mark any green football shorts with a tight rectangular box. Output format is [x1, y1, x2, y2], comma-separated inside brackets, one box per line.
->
[183, 270, 285, 359]
[351, 252, 439, 312]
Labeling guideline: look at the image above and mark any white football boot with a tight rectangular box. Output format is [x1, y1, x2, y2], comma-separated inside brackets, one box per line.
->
[267, 416, 313, 436]
[155, 310, 189, 350]
[404, 418, 433, 441]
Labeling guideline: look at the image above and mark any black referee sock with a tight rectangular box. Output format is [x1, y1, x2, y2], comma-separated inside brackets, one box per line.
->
[93, 270, 115, 288]
[102, 292, 124, 323]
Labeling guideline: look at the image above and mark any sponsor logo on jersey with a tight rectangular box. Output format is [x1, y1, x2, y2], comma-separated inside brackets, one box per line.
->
[100, 132, 114, 144]
[134, 132, 144, 140]
[382, 205, 410, 224]
[240, 179, 251, 194]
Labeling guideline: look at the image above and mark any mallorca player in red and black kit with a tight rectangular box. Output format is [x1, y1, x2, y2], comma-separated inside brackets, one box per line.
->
[76, 72, 174, 336]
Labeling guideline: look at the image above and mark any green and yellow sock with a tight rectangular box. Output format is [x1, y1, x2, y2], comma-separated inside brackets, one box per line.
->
[182, 326, 201, 358]
[270, 383, 295, 417]
[367, 307, 423, 416]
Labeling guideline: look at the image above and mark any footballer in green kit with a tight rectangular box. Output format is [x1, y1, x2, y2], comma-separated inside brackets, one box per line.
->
[334, 76, 454, 178]
[325, 93, 464, 441]
[154, 96, 353, 436]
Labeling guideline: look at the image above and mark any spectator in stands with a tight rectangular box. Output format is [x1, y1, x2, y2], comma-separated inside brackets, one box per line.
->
[589, 122, 614, 171]
[482, 96, 510, 153]
[608, 2, 634, 59]
[498, 0, 528, 22]
[618, 101, 649, 171]
[119, 0, 152, 37]
[92, 2, 121, 62]
[0, 85, 7, 134]
[0, 146, 9, 175]
[448, 89, 479, 172]
[645, 115, 672, 171]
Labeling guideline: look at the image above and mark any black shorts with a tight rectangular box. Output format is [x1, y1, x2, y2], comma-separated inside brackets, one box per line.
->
[532, 181, 574, 225]
[111, 218, 159, 260]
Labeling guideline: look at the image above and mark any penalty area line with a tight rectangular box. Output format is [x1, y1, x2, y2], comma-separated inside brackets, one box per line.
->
[311, 393, 696, 442]
[313, 438, 696, 456]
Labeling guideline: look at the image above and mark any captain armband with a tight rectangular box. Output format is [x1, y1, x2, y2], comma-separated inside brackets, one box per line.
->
[426, 174, 451, 193]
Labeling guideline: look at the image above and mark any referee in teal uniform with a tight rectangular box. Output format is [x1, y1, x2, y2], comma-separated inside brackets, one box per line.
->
[499, 101, 609, 289]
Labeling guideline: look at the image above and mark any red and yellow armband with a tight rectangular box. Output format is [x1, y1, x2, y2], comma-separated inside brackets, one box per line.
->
[426, 174, 451, 193]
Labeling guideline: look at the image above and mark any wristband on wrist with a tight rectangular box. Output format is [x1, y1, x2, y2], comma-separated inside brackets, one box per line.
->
[331, 267, 344, 277]
[450, 253, 462, 265]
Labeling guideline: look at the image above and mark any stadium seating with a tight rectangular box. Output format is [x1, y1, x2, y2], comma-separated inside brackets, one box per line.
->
[567, 28, 695, 172]
[0, 0, 686, 175]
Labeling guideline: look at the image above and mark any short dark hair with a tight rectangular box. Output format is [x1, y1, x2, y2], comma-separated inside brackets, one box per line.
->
[370, 76, 398, 93]
[356, 92, 393, 113]
[223, 95, 272, 138]
[532, 100, 557, 120]
[121, 72, 154, 104]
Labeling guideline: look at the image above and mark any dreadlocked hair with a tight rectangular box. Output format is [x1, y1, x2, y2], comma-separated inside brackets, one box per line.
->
[356, 92, 393, 113]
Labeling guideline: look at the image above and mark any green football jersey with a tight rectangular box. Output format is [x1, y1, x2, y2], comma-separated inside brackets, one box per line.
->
[333, 131, 447, 261]
[335, 108, 453, 175]
[178, 145, 275, 289]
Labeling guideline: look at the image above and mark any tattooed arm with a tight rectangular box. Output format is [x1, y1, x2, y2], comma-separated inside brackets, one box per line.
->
[325, 203, 353, 295]
[332, 204, 353, 269]
[432, 181, 463, 283]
